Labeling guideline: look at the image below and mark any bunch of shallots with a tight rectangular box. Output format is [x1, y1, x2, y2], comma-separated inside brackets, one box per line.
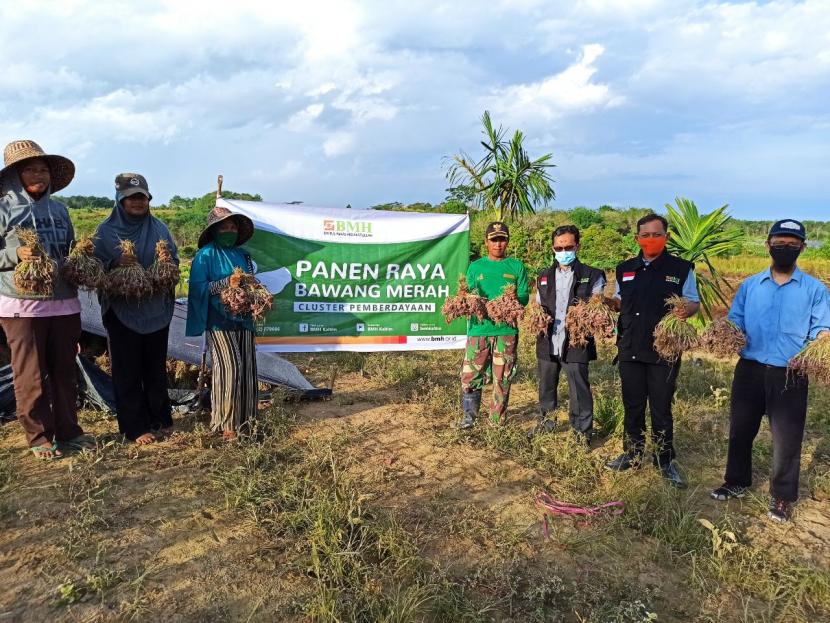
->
[220, 267, 273, 321]
[105, 239, 152, 300]
[789, 333, 830, 386]
[13, 227, 56, 296]
[441, 275, 487, 323]
[485, 284, 525, 328]
[61, 237, 104, 290]
[564, 296, 617, 347]
[652, 295, 699, 362]
[698, 317, 746, 359]
[147, 240, 180, 294]
[521, 300, 553, 336]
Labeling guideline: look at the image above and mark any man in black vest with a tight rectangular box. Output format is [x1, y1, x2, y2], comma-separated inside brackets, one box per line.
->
[604, 213, 699, 488]
[533, 225, 606, 446]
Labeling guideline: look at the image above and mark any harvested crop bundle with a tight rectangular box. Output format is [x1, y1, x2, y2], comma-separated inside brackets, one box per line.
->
[220, 267, 251, 317]
[486, 284, 524, 328]
[61, 237, 104, 290]
[147, 239, 180, 294]
[653, 295, 699, 362]
[522, 300, 553, 336]
[788, 334, 830, 385]
[13, 227, 56, 296]
[699, 317, 746, 358]
[246, 276, 273, 321]
[105, 239, 152, 299]
[441, 275, 487, 323]
[564, 296, 617, 348]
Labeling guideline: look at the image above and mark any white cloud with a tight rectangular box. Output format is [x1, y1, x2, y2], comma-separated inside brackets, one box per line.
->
[323, 132, 356, 157]
[485, 44, 622, 127]
[285, 104, 326, 131]
[0, 0, 826, 217]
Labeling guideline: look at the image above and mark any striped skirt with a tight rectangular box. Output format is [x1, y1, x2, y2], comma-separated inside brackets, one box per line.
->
[207, 328, 258, 433]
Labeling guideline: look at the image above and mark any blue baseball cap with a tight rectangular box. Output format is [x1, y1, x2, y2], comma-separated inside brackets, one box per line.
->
[768, 219, 806, 240]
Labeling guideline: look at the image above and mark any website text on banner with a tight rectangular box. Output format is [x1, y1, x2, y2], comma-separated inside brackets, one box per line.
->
[216, 199, 469, 352]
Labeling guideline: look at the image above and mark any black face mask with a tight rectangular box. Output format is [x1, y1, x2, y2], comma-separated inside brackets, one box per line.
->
[769, 245, 801, 270]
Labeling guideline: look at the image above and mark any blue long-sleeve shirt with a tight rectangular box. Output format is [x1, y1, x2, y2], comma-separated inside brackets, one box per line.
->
[728, 267, 830, 367]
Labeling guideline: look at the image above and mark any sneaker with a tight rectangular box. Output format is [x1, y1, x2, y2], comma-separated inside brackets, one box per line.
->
[768, 498, 793, 523]
[659, 460, 687, 489]
[604, 452, 642, 472]
[710, 483, 748, 502]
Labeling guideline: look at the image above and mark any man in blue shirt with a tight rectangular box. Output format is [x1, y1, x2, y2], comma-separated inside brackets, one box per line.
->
[711, 219, 830, 523]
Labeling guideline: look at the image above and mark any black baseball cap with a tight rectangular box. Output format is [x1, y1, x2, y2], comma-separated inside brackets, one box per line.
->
[485, 221, 509, 240]
[115, 172, 152, 201]
[768, 219, 806, 240]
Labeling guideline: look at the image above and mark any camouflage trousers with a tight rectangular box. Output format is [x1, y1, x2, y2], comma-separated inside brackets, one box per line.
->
[460, 335, 518, 424]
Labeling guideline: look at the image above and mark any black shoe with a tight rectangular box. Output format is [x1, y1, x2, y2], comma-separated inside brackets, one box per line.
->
[710, 483, 748, 501]
[605, 452, 642, 472]
[768, 498, 793, 523]
[573, 429, 592, 449]
[660, 460, 687, 489]
[531, 417, 556, 436]
[458, 412, 476, 430]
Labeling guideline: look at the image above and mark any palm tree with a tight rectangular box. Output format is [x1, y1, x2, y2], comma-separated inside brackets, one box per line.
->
[665, 197, 745, 320]
[445, 111, 555, 221]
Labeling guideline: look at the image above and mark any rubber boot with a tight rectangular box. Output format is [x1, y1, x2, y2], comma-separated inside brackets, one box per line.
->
[459, 390, 481, 429]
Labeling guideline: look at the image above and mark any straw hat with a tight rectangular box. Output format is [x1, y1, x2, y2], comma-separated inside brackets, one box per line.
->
[198, 206, 255, 248]
[1, 140, 75, 193]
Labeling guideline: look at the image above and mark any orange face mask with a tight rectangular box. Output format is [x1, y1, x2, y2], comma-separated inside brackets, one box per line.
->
[637, 236, 666, 257]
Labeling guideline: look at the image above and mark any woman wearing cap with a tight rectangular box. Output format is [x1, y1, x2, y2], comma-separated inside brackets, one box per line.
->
[94, 174, 179, 445]
[0, 140, 95, 459]
[186, 207, 258, 440]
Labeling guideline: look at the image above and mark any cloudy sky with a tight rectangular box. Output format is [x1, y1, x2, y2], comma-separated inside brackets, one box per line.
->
[1, 0, 828, 218]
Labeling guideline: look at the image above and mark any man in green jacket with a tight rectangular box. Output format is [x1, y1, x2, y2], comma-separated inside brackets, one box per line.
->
[459, 221, 529, 428]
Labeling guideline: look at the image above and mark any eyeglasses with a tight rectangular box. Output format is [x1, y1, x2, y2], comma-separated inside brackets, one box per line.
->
[770, 243, 802, 251]
[553, 245, 576, 252]
[637, 232, 666, 239]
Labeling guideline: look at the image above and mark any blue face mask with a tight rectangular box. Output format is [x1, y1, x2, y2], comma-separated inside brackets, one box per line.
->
[555, 250, 577, 265]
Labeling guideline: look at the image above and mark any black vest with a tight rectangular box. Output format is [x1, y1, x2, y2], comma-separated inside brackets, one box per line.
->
[615, 252, 693, 365]
[535, 259, 605, 363]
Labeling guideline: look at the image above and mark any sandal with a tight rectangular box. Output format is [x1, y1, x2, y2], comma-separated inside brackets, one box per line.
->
[30, 443, 63, 460]
[62, 434, 97, 452]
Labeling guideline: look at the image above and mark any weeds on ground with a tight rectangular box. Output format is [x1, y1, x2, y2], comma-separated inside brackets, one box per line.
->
[214, 396, 483, 621]
[692, 515, 830, 622]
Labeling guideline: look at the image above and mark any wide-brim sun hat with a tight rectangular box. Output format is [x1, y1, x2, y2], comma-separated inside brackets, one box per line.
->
[1, 140, 75, 193]
[198, 206, 255, 248]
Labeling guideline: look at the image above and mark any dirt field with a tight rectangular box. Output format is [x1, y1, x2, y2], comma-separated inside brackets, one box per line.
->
[1, 346, 829, 622]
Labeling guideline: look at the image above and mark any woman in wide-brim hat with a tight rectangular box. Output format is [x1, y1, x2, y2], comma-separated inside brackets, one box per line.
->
[186, 206, 258, 440]
[0, 140, 95, 459]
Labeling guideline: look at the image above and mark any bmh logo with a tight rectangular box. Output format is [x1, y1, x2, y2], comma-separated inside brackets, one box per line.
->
[322, 219, 373, 238]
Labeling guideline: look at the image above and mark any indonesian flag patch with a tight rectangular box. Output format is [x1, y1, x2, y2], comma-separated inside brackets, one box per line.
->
[622, 272, 636, 282]
[539, 276, 548, 286]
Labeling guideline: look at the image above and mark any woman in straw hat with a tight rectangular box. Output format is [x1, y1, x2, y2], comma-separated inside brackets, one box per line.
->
[94, 173, 179, 445]
[0, 140, 95, 459]
[186, 206, 258, 440]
